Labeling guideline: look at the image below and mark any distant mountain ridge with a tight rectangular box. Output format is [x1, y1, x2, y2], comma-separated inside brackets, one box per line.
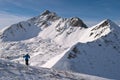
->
[28, 10, 87, 28]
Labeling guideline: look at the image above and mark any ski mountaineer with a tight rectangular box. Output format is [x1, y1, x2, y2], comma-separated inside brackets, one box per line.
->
[23, 54, 30, 66]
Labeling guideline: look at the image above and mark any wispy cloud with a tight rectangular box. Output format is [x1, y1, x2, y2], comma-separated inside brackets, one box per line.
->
[1, 0, 60, 12]
[0, 11, 30, 29]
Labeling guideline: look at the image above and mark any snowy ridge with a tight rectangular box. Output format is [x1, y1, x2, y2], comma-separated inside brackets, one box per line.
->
[0, 59, 110, 80]
[79, 19, 120, 43]
[28, 10, 87, 28]
[39, 19, 120, 79]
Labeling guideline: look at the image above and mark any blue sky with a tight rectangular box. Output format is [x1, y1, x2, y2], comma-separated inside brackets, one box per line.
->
[0, 0, 120, 29]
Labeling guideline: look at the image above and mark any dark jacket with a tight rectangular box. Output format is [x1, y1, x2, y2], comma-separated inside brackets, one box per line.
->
[23, 54, 30, 60]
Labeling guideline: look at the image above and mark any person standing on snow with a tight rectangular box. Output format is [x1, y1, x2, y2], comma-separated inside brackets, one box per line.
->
[23, 54, 30, 66]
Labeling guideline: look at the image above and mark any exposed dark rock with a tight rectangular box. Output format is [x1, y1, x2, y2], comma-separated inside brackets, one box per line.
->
[69, 17, 88, 28]
[91, 19, 110, 31]
[99, 20, 109, 27]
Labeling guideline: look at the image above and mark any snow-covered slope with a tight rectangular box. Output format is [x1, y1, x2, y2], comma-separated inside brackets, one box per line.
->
[0, 10, 89, 67]
[43, 19, 120, 80]
[0, 10, 88, 47]
[0, 37, 66, 67]
[0, 10, 120, 80]
[38, 18, 87, 47]
[28, 10, 88, 47]
[0, 59, 110, 80]
[0, 21, 41, 41]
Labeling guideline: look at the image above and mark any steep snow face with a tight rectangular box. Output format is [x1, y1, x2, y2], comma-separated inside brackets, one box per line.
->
[51, 37, 120, 80]
[0, 21, 41, 41]
[38, 17, 88, 47]
[0, 59, 110, 80]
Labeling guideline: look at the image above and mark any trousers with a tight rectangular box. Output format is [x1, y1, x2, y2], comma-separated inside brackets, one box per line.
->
[25, 59, 29, 66]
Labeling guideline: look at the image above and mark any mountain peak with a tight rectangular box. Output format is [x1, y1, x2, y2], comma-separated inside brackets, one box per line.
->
[39, 10, 60, 21]
[41, 10, 57, 16]
[95, 19, 119, 29]
[41, 10, 51, 15]
[102, 19, 113, 25]
[104, 19, 111, 22]
[69, 17, 88, 28]
[91, 19, 119, 32]
[98, 19, 110, 27]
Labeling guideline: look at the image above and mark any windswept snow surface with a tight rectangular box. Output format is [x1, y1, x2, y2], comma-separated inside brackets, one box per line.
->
[0, 59, 110, 80]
